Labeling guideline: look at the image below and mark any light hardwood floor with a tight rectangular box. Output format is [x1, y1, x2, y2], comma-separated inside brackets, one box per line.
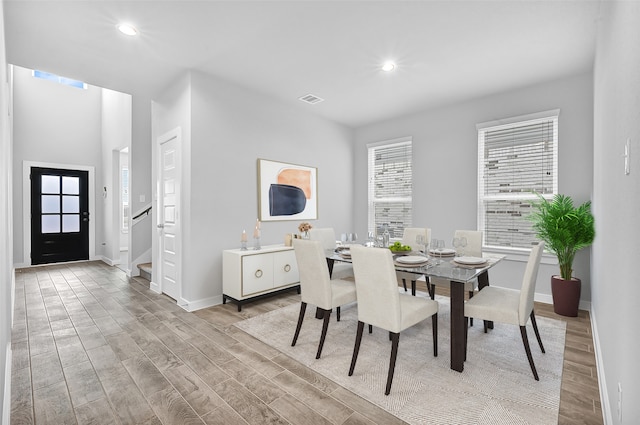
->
[10, 261, 603, 425]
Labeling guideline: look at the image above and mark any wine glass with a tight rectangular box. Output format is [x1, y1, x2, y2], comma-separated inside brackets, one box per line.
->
[348, 233, 358, 243]
[415, 234, 425, 253]
[340, 233, 348, 246]
[452, 237, 461, 257]
[459, 237, 467, 257]
[433, 239, 444, 263]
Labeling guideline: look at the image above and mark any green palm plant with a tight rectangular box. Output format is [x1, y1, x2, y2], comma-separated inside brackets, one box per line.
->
[528, 193, 595, 280]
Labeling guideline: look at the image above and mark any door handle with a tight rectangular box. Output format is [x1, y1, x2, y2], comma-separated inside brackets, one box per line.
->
[157, 224, 164, 229]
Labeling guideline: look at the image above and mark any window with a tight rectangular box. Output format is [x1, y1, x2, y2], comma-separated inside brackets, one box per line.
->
[367, 137, 412, 239]
[121, 167, 129, 232]
[32, 70, 87, 89]
[477, 110, 558, 250]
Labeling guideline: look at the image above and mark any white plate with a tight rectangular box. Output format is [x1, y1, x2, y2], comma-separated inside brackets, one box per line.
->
[429, 248, 456, 256]
[396, 255, 428, 264]
[340, 250, 351, 257]
[454, 256, 486, 265]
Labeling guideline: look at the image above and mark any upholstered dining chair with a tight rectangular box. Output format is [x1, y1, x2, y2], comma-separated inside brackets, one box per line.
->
[308, 227, 353, 279]
[397, 227, 431, 293]
[291, 239, 357, 359]
[349, 245, 438, 395]
[464, 242, 546, 380]
[429, 230, 482, 325]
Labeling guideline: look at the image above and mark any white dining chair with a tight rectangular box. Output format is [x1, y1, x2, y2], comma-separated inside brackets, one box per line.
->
[464, 242, 546, 380]
[397, 227, 431, 293]
[308, 227, 353, 279]
[291, 239, 357, 359]
[429, 230, 482, 325]
[349, 245, 438, 395]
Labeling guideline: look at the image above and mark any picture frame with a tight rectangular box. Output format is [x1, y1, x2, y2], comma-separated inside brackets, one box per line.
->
[258, 159, 318, 221]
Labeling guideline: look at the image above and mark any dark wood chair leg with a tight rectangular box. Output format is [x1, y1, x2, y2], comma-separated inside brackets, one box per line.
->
[428, 284, 435, 300]
[483, 320, 488, 333]
[464, 316, 468, 361]
[411, 280, 416, 296]
[530, 311, 545, 353]
[349, 321, 365, 376]
[337, 306, 341, 322]
[468, 291, 474, 327]
[402, 278, 408, 292]
[368, 324, 373, 334]
[316, 309, 331, 359]
[432, 313, 438, 357]
[385, 333, 400, 395]
[292, 302, 307, 346]
[520, 326, 540, 381]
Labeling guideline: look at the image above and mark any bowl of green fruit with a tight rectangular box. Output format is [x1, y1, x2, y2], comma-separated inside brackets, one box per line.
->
[389, 241, 412, 255]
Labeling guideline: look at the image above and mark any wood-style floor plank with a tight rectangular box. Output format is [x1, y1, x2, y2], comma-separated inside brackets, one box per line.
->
[10, 261, 604, 425]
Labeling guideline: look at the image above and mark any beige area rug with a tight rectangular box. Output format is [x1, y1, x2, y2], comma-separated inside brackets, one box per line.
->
[234, 292, 566, 425]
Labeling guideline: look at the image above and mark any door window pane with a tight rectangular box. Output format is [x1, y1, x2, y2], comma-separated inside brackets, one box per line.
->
[62, 215, 80, 233]
[62, 195, 79, 213]
[62, 176, 79, 195]
[41, 175, 60, 194]
[42, 215, 60, 233]
[42, 195, 60, 213]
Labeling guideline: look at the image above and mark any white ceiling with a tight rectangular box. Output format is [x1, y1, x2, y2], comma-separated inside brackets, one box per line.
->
[4, 0, 602, 128]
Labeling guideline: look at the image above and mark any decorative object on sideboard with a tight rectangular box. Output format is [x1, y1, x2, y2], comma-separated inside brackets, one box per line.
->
[241, 229, 248, 251]
[529, 193, 595, 317]
[253, 219, 261, 250]
[298, 221, 312, 239]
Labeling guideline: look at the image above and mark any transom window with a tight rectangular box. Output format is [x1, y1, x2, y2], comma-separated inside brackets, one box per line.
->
[477, 110, 559, 250]
[367, 137, 412, 239]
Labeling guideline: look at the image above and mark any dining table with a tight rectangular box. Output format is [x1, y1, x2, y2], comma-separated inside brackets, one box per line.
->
[325, 247, 505, 373]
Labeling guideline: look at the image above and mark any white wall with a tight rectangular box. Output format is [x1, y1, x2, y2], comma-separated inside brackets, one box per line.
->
[152, 70, 354, 307]
[101, 88, 132, 264]
[593, 2, 640, 423]
[1, 2, 14, 422]
[11, 65, 104, 265]
[354, 73, 594, 302]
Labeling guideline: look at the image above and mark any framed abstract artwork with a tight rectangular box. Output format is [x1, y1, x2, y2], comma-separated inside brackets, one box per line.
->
[258, 159, 318, 221]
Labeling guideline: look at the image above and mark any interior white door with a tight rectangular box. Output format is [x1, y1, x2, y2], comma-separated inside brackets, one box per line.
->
[158, 129, 181, 300]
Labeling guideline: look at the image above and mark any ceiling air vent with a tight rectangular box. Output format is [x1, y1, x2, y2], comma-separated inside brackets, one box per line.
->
[298, 94, 324, 105]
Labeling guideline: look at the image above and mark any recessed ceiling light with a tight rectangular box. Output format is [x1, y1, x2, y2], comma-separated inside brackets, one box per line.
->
[382, 62, 396, 72]
[117, 23, 138, 36]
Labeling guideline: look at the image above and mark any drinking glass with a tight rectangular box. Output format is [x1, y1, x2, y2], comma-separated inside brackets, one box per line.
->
[415, 234, 425, 253]
[452, 237, 461, 256]
[433, 239, 444, 263]
[459, 237, 467, 257]
[340, 233, 348, 246]
[348, 233, 358, 243]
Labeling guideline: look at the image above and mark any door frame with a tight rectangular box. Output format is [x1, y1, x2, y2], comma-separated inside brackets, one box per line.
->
[23, 161, 96, 267]
[153, 127, 183, 306]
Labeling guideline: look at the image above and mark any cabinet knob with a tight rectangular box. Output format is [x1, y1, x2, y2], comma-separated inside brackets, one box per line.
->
[255, 269, 263, 278]
[284, 264, 291, 272]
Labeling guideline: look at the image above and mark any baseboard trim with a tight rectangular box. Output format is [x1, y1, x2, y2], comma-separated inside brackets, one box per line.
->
[179, 295, 223, 312]
[590, 306, 611, 424]
[149, 280, 160, 294]
[3, 344, 12, 425]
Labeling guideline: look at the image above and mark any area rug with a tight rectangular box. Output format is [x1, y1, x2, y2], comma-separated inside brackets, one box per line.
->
[234, 293, 566, 425]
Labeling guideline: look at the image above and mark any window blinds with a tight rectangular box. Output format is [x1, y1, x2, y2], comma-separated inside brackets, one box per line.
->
[368, 139, 412, 238]
[478, 115, 558, 249]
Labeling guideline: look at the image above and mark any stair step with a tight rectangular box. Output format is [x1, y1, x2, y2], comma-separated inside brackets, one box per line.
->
[138, 263, 152, 280]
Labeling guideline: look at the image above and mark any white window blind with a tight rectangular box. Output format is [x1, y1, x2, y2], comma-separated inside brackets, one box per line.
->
[367, 137, 412, 238]
[478, 111, 558, 250]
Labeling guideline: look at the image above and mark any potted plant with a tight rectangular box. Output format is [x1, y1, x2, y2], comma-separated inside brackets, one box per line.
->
[529, 193, 595, 317]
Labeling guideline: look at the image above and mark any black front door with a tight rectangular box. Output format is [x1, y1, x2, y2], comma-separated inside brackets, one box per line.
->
[31, 167, 89, 265]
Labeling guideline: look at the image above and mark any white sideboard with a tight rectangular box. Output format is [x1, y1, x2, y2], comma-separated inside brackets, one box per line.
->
[222, 244, 300, 311]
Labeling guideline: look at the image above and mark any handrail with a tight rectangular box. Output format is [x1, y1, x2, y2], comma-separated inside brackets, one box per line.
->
[132, 205, 152, 221]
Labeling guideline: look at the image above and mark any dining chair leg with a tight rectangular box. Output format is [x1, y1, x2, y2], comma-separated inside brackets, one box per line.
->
[349, 321, 365, 376]
[464, 316, 468, 361]
[402, 278, 408, 292]
[520, 325, 540, 381]
[316, 309, 331, 359]
[337, 306, 341, 322]
[530, 311, 545, 353]
[483, 320, 488, 333]
[368, 324, 373, 334]
[411, 280, 416, 296]
[468, 291, 474, 327]
[432, 313, 438, 357]
[428, 283, 435, 300]
[292, 302, 307, 346]
[386, 333, 400, 395]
